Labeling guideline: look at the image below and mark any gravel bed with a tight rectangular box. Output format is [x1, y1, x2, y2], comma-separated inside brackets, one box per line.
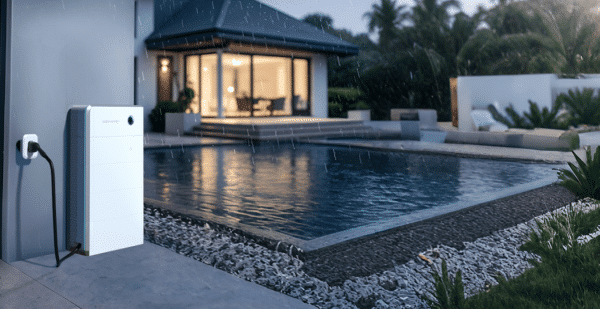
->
[144, 184, 598, 309]
[302, 184, 577, 286]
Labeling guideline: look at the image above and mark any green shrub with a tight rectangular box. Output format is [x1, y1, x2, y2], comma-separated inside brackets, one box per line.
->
[523, 100, 569, 130]
[148, 87, 195, 132]
[555, 88, 600, 126]
[488, 100, 568, 130]
[557, 145, 600, 199]
[149, 101, 180, 132]
[421, 259, 466, 309]
[178, 87, 195, 112]
[328, 87, 368, 118]
[558, 131, 581, 151]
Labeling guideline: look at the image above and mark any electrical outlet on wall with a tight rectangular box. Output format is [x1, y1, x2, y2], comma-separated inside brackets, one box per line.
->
[22, 134, 39, 160]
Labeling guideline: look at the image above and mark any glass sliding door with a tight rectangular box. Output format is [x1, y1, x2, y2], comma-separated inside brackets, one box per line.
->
[188, 52, 310, 118]
[222, 54, 251, 117]
[293, 59, 310, 115]
[200, 54, 218, 117]
[185, 55, 200, 113]
[253, 56, 292, 116]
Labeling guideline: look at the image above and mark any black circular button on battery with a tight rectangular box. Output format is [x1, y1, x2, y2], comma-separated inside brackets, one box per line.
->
[128, 116, 134, 125]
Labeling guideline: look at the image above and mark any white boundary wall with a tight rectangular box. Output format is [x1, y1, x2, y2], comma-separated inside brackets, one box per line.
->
[458, 74, 600, 131]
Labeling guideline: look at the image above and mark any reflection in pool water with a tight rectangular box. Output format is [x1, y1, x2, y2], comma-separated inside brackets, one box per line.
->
[144, 143, 561, 240]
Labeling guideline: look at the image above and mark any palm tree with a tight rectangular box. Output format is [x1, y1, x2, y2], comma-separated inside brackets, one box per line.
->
[532, 0, 600, 74]
[458, 0, 600, 75]
[363, 0, 410, 50]
[412, 0, 461, 28]
[302, 14, 335, 34]
[410, 0, 463, 74]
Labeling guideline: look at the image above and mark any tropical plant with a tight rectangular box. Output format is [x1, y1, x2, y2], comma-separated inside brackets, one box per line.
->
[557, 145, 600, 199]
[421, 259, 465, 309]
[358, 45, 450, 121]
[487, 103, 534, 129]
[363, 0, 410, 50]
[149, 101, 181, 132]
[555, 88, 600, 126]
[488, 100, 569, 129]
[458, 0, 600, 75]
[530, 0, 600, 74]
[177, 87, 195, 113]
[302, 14, 334, 33]
[458, 29, 565, 75]
[464, 204, 600, 308]
[523, 100, 570, 129]
[411, 0, 461, 51]
[328, 88, 368, 118]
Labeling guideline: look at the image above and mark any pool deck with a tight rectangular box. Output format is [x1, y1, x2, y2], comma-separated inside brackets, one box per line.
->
[142, 131, 587, 164]
[3, 130, 592, 309]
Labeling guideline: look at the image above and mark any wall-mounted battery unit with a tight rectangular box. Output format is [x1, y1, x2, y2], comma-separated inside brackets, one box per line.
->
[68, 106, 144, 256]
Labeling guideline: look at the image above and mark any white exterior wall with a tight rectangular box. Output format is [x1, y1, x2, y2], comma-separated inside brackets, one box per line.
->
[135, 0, 156, 131]
[3, 0, 134, 262]
[457, 74, 556, 131]
[311, 54, 328, 118]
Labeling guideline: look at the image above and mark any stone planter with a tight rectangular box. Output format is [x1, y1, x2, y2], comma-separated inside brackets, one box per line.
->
[347, 110, 370, 121]
[165, 113, 201, 135]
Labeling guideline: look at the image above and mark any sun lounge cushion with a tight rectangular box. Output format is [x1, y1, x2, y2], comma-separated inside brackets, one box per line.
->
[471, 109, 508, 132]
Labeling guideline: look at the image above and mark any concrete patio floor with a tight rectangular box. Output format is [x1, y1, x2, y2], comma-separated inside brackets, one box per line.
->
[2, 242, 315, 309]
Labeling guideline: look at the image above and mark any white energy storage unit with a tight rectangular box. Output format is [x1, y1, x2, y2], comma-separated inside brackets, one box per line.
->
[68, 106, 144, 256]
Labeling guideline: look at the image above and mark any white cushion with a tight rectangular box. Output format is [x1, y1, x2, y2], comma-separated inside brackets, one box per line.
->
[471, 110, 508, 131]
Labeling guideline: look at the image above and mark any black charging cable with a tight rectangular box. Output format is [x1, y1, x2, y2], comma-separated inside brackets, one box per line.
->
[18, 140, 81, 267]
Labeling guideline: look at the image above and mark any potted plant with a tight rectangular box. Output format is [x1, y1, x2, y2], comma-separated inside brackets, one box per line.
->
[347, 100, 371, 121]
[164, 87, 201, 135]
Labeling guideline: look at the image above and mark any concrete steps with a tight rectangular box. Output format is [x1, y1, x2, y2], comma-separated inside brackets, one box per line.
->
[188, 120, 382, 141]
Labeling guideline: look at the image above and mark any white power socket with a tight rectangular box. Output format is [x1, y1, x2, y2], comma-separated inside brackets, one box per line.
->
[22, 134, 39, 160]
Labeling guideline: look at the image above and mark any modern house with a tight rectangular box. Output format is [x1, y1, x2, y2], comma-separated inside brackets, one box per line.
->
[135, 0, 358, 130]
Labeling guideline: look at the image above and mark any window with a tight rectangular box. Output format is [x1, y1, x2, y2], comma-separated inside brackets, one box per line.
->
[293, 59, 310, 115]
[200, 54, 217, 117]
[185, 55, 200, 113]
[253, 56, 291, 116]
[188, 52, 309, 118]
[222, 54, 251, 117]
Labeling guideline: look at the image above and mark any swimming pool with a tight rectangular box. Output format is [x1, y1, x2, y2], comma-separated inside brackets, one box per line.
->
[144, 142, 562, 241]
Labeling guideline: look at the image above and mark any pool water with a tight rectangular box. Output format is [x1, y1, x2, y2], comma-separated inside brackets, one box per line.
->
[144, 143, 562, 240]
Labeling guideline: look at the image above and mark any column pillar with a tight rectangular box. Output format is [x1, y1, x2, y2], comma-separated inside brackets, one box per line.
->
[217, 49, 223, 118]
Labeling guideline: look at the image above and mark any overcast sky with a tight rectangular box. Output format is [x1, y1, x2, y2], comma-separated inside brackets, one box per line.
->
[260, 0, 497, 36]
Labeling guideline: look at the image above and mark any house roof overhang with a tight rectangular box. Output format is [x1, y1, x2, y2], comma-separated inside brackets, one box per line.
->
[145, 0, 359, 57]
